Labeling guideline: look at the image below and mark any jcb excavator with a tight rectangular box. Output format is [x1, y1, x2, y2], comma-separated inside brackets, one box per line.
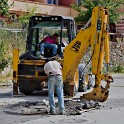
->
[13, 6, 113, 102]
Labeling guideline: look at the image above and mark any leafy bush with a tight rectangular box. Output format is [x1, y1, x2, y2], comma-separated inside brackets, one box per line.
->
[0, 22, 26, 73]
[113, 64, 124, 73]
[71, 0, 124, 24]
[0, 41, 9, 71]
[0, 5, 36, 75]
[109, 64, 124, 73]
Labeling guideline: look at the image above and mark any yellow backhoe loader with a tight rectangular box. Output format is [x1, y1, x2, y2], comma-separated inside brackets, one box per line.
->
[13, 6, 113, 102]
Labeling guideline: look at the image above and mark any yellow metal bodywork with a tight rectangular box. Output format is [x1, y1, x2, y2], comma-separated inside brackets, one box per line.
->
[12, 50, 63, 95]
[63, 6, 113, 102]
[13, 49, 19, 95]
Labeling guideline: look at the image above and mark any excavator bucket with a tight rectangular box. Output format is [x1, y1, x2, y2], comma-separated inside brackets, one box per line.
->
[80, 76, 113, 102]
[80, 84, 110, 102]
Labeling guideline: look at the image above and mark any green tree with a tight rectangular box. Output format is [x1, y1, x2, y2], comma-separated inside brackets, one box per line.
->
[71, 0, 124, 24]
[0, 41, 9, 71]
[0, 5, 37, 72]
[18, 5, 36, 29]
[0, 0, 14, 17]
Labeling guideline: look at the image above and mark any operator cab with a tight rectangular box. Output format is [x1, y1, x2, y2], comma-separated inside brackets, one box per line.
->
[24, 15, 76, 59]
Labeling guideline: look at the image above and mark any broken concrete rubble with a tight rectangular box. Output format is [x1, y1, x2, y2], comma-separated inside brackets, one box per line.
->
[4, 99, 100, 115]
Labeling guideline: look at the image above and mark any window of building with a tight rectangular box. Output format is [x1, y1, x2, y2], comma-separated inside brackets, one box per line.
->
[47, 0, 58, 4]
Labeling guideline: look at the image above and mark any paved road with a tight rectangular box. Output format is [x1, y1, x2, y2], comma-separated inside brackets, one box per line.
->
[0, 74, 124, 124]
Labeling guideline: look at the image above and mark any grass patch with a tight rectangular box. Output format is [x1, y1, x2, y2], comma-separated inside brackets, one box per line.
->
[109, 64, 124, 73]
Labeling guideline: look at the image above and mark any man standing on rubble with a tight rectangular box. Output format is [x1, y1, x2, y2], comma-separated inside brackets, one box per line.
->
[44, 58, 65, 115]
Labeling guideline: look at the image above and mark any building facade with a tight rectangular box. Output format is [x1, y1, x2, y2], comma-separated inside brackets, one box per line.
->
[8, 0, 78, 18]
[7, 0, 124, 35]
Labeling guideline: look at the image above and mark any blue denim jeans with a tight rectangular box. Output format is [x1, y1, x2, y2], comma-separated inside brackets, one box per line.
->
[40, 43, 57, 55]
[48, 75, 64, 113]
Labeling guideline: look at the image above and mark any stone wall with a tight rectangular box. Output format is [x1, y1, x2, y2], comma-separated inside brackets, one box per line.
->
[110, 41, 124, 66]
[81, 41, 124, 73]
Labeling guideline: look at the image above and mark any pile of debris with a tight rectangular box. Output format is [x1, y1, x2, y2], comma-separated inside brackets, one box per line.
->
[5, 101, 49, 115]
[4, 99, 100, 115]
[64, 99, 100, 115]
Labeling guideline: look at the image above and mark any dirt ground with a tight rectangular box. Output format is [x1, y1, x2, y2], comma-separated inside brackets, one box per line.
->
[0, 74, 124, 124]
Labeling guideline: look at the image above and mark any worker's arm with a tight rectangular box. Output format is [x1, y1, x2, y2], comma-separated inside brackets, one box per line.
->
[54, 37, 59, 45]
[40, 38, 45, 43]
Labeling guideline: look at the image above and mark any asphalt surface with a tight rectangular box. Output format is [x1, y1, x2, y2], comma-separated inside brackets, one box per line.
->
[0, 74, 124, 124]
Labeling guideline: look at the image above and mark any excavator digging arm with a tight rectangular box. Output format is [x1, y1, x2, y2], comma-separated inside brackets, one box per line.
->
[62, 6, 113, 102]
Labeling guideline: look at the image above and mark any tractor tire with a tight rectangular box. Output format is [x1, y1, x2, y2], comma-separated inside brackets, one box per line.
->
[18, 79, 35, 95]
[35, 81, 45, 90]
